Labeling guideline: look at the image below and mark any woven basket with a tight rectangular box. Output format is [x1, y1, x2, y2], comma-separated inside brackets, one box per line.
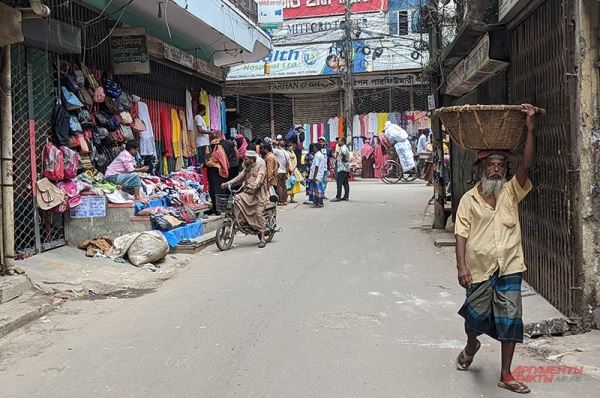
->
[434, 105, 546, 150]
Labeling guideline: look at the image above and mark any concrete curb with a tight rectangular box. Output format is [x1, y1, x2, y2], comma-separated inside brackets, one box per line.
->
[0, 293, 64, 339]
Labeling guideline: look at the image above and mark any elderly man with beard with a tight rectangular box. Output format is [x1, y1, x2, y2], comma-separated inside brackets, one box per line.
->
[454, 104, 537, 394]
[222, 151, 269, 248]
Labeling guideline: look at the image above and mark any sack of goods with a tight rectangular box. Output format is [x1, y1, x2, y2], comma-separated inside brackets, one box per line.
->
[434, 105, 546, 150]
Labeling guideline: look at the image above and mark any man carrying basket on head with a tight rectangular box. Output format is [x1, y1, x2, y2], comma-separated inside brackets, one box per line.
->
[454, 104, 537, 394]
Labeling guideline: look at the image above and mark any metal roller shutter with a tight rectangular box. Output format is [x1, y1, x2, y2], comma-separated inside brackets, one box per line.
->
[292, 91, 341, 124]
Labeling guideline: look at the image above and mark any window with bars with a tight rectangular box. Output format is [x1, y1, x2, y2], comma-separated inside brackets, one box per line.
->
[398, 11, 409, 36]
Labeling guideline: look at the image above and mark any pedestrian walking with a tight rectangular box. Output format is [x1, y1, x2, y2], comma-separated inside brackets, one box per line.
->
[303, 143, 317, 205]
[332, 137, 350, 202]
[454, 104, 537, 395]
[317, 136, 332, 199]
[261, 142, 279, 199]
[286, 143, 303, 203]
[273, 135, 290, 206]
[309, 143, 327, 208]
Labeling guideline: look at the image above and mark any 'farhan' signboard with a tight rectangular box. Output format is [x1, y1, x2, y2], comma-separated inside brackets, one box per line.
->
[110, 27, 150, 75]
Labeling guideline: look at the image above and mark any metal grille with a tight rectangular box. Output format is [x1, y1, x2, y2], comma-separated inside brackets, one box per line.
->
[355, 85, 430, 114]
[508, 0, 582, 317]
[11, 45, 64, 256]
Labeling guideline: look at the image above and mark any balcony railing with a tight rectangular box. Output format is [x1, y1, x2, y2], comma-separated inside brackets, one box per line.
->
[229, 0, 258, 24]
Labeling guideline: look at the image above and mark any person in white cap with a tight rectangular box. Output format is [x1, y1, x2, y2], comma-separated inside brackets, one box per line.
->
[222, 150, 269, 248]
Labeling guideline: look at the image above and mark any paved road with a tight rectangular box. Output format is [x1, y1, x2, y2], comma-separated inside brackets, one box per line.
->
[1, 181, 598, 397]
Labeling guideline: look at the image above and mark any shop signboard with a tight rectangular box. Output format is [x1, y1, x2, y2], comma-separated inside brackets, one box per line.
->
[69, 196, 107, 219]
[353, 73, 418, 88]
[271, 12, 388, 46]
[227, 37, 427, 80]
[283, 0, 388, 19]
[258, 0, 284, 30]
[110, 27, 150, 75]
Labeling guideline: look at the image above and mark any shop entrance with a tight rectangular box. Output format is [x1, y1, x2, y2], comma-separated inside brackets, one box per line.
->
[11, 44, 65, 256]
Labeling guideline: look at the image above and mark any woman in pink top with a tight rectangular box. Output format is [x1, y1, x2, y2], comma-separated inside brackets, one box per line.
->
[104, 140, 149, 201]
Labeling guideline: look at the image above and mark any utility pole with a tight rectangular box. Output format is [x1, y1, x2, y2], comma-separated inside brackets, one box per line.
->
[428, 0, 447, 229]
[342, 0, 354, 141]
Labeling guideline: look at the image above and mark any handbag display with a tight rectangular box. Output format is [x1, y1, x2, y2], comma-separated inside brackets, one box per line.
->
[120, 124, 134, 140]
[61, 87, 84, 111]
[36, 178, 67, 211]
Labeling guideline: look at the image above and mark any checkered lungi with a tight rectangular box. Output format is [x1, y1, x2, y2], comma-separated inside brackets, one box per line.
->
[458, 271, 524, 343]
[311, 180, 325, 205]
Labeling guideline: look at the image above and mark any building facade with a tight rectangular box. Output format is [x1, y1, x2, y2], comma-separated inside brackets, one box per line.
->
[439, 0, 600, 327]
[0, 0, 270, 268]
[225, 0, 432, 142]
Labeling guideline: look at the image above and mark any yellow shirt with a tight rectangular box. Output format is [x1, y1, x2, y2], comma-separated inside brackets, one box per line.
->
[455, 176, 533, 283]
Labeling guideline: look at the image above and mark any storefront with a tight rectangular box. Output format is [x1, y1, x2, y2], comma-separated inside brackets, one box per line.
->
[6, 0, 269, 258]
[225, 71, 431, 150]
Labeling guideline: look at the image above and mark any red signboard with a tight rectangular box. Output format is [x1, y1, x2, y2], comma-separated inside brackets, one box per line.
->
[283, 0, 388, 19]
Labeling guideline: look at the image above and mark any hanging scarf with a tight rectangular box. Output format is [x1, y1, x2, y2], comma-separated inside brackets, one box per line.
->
[206, 140, 229, 178]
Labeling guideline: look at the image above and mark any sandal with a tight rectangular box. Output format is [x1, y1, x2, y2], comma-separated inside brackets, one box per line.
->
[498, 379, 530, 394]
[258, 241, 266, 248]
[455, 340, 481, 371]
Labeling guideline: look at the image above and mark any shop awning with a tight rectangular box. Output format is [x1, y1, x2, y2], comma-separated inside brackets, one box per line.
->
[84, 0, 271, 67]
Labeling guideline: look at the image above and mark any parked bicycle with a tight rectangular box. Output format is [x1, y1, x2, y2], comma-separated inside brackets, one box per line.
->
[215, 184, 280, 251]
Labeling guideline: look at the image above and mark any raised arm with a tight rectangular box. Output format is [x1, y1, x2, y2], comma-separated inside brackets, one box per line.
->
[516, 104, 536, 188]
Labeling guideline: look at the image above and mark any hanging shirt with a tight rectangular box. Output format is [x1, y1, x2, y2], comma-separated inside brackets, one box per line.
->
[199, 89, 210, 128]
[185, 90, 195, 132]
[352, 115, 361, 137]
[170, 108, 182, 158]
[160, 105, 173, 157]
[209, 96, 221, 131]
[368, 113, 378, 136]
[377, 113, 389, 134]
[137, 101, 157, 158]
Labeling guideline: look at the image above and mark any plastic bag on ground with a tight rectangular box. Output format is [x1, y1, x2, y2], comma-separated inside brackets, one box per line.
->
[108, 231, 169, 266]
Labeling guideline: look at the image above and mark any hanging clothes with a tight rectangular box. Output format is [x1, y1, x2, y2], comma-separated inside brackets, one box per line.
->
[352, 114, 361, 138]
[389, 112, 398, 125]
[137, 101, 157, 158]
[170, 108, 182, 159]
[221, 98, 227, 136]
[160, 105, 173, 157]
[209, 96, 221, 131]
[377, 113, 389, 134]
[304, 123, 311, 149]
[185, 90, 195, 132]
[360, 114, 369, 138]
[199, 89, 210, 128]
[368, 113, 378, 136]
[179, 109, 193, 158]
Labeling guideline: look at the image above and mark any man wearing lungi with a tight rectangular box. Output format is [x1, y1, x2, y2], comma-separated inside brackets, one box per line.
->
[454, 104, 537, 394]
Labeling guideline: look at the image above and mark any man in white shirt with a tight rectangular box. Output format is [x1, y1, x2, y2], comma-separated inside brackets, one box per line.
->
[309, 143, 327, 208]
[272, 135, 291, 205]
[417, 129, 430, 153]
[194, 104, 212, 164]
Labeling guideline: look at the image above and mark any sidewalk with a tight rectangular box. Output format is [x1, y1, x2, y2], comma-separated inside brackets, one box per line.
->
[0, 233, 216, 339]
[422, 203, 600, 381]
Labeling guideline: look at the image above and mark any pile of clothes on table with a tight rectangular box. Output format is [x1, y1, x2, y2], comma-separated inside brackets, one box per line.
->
[139, 167, 207, 207]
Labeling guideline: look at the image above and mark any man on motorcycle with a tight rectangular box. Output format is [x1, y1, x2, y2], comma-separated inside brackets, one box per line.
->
[221, 150, 269, 248]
